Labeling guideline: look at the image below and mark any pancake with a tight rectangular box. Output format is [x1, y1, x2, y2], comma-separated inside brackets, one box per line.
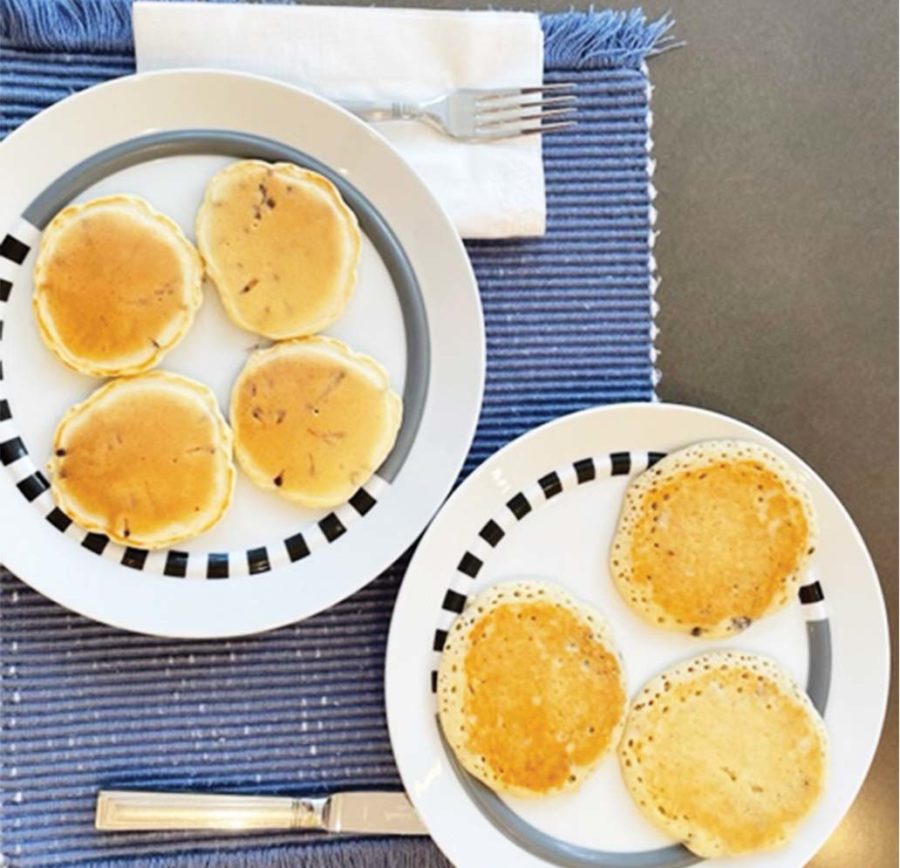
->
[437, 581, 627, 798]
[619, 651, 828, 857]
[610, 440, 817, 638]
[196, 160, 359, 339]
[33, 195, 203, 377]
[230, 336, 401, 508]
[48, 372, 235, 549]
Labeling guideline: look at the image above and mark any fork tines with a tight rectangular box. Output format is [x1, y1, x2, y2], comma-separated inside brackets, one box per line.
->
[475, 83, 577, 137]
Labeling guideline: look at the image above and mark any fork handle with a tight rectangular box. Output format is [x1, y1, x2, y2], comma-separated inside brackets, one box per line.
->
[336, 99, 424, 123]
[95, 790, 327, 831]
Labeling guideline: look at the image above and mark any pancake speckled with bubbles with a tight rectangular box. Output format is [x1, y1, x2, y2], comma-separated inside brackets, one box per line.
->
[33, 195, 203, 377]
[48, 372, 235, 549]
[619, 651, 828, 858]
[230, 336, 401, 508]
[610, 440, 817, 638]
[437, 580, 627, 798]
[196, 160, 360, 339]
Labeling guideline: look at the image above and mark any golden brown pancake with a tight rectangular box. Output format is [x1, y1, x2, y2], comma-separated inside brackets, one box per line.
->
[48, 372, 235, 549]
[437, 581, 627, 798]
[230, 336, 401, 508]
[196, 161, 359, 339]
[33, 195, 203, 377]
[619, 651, 828, 857]
[610, 440, 817, 638]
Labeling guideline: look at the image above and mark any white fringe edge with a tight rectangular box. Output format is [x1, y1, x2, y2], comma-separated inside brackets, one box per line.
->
[642, 60, 662, 399]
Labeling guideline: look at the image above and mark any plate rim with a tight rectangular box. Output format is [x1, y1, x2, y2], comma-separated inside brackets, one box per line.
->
[0, 68, 486, 637]
[384, 400, 890, 867]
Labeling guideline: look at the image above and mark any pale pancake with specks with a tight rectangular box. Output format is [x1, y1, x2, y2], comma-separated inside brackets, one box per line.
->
[230, 336, 401, 508]
[48, 372, 235, 549]
[33, 195, 203, 377]
[610, 440, 817, 638]
[437, 581, 627, 798]
[619, 651, 828, 858]
[196, 160, 359, 339]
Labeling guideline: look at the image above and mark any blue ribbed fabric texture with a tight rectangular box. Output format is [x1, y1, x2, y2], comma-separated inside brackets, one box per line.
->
[0, 2, 670, 865]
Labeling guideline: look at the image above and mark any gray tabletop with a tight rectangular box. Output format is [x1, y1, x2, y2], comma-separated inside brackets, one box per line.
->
[402, 0, 898, 863]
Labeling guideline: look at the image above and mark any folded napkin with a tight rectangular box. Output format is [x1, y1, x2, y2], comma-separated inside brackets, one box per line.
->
[133, 1, 545, 238]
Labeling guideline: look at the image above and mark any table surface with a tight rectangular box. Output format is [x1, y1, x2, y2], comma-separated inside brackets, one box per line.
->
[394, 0, 898, 863]
[5, 1, 897, 865]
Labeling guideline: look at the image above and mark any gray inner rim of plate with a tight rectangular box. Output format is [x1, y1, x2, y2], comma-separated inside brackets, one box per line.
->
[23, 129, 429, 483]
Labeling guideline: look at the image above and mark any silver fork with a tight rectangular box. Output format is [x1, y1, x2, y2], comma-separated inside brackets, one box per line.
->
[337, 84, 576, 141]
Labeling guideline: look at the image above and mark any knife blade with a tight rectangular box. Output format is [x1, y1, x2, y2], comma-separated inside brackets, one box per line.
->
[324, 790, 426, 835]
[95, 789, 428, 836]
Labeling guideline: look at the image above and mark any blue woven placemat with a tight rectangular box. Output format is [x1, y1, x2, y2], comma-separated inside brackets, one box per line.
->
[0, 2, 672, 865]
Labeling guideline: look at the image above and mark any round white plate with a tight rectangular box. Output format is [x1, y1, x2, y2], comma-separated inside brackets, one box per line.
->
[386, 402, 889, 868]
[0, 70, 484, 637]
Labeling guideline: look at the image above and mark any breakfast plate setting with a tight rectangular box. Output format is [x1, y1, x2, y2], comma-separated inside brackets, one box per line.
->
[386, 402, 889, 867]
[0, 2, 891, 868]
[0, 71, 483, 637]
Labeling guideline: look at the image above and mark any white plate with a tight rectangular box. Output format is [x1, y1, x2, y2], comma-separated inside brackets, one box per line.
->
[0, 70, 484, 637]
[385, 402, 889, 868]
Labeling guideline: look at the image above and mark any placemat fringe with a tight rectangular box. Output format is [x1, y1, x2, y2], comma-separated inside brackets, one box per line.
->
[542, 8, 677, 69]
[0, 0, 133, 53]
[643, 58, 662, 396]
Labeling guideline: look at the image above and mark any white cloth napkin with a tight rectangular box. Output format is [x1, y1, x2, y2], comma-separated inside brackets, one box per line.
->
[133, 2, 546, 238]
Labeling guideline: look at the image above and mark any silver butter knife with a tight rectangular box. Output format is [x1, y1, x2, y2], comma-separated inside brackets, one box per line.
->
[95, 789, 427, 835]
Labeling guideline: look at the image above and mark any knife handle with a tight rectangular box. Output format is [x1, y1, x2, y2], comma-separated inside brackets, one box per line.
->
[96, 790, 327, 831]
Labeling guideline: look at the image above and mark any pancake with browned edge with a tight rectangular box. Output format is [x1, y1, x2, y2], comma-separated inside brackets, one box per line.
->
[34, 195, 202, 376]
[196, 160, 359, 339]
[48, 372, 234, 549]
[437, 581, 627, 798]
[230, 336, 401, 507]
[610, 440, 817, 638]
[619, 651, 828, 857]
